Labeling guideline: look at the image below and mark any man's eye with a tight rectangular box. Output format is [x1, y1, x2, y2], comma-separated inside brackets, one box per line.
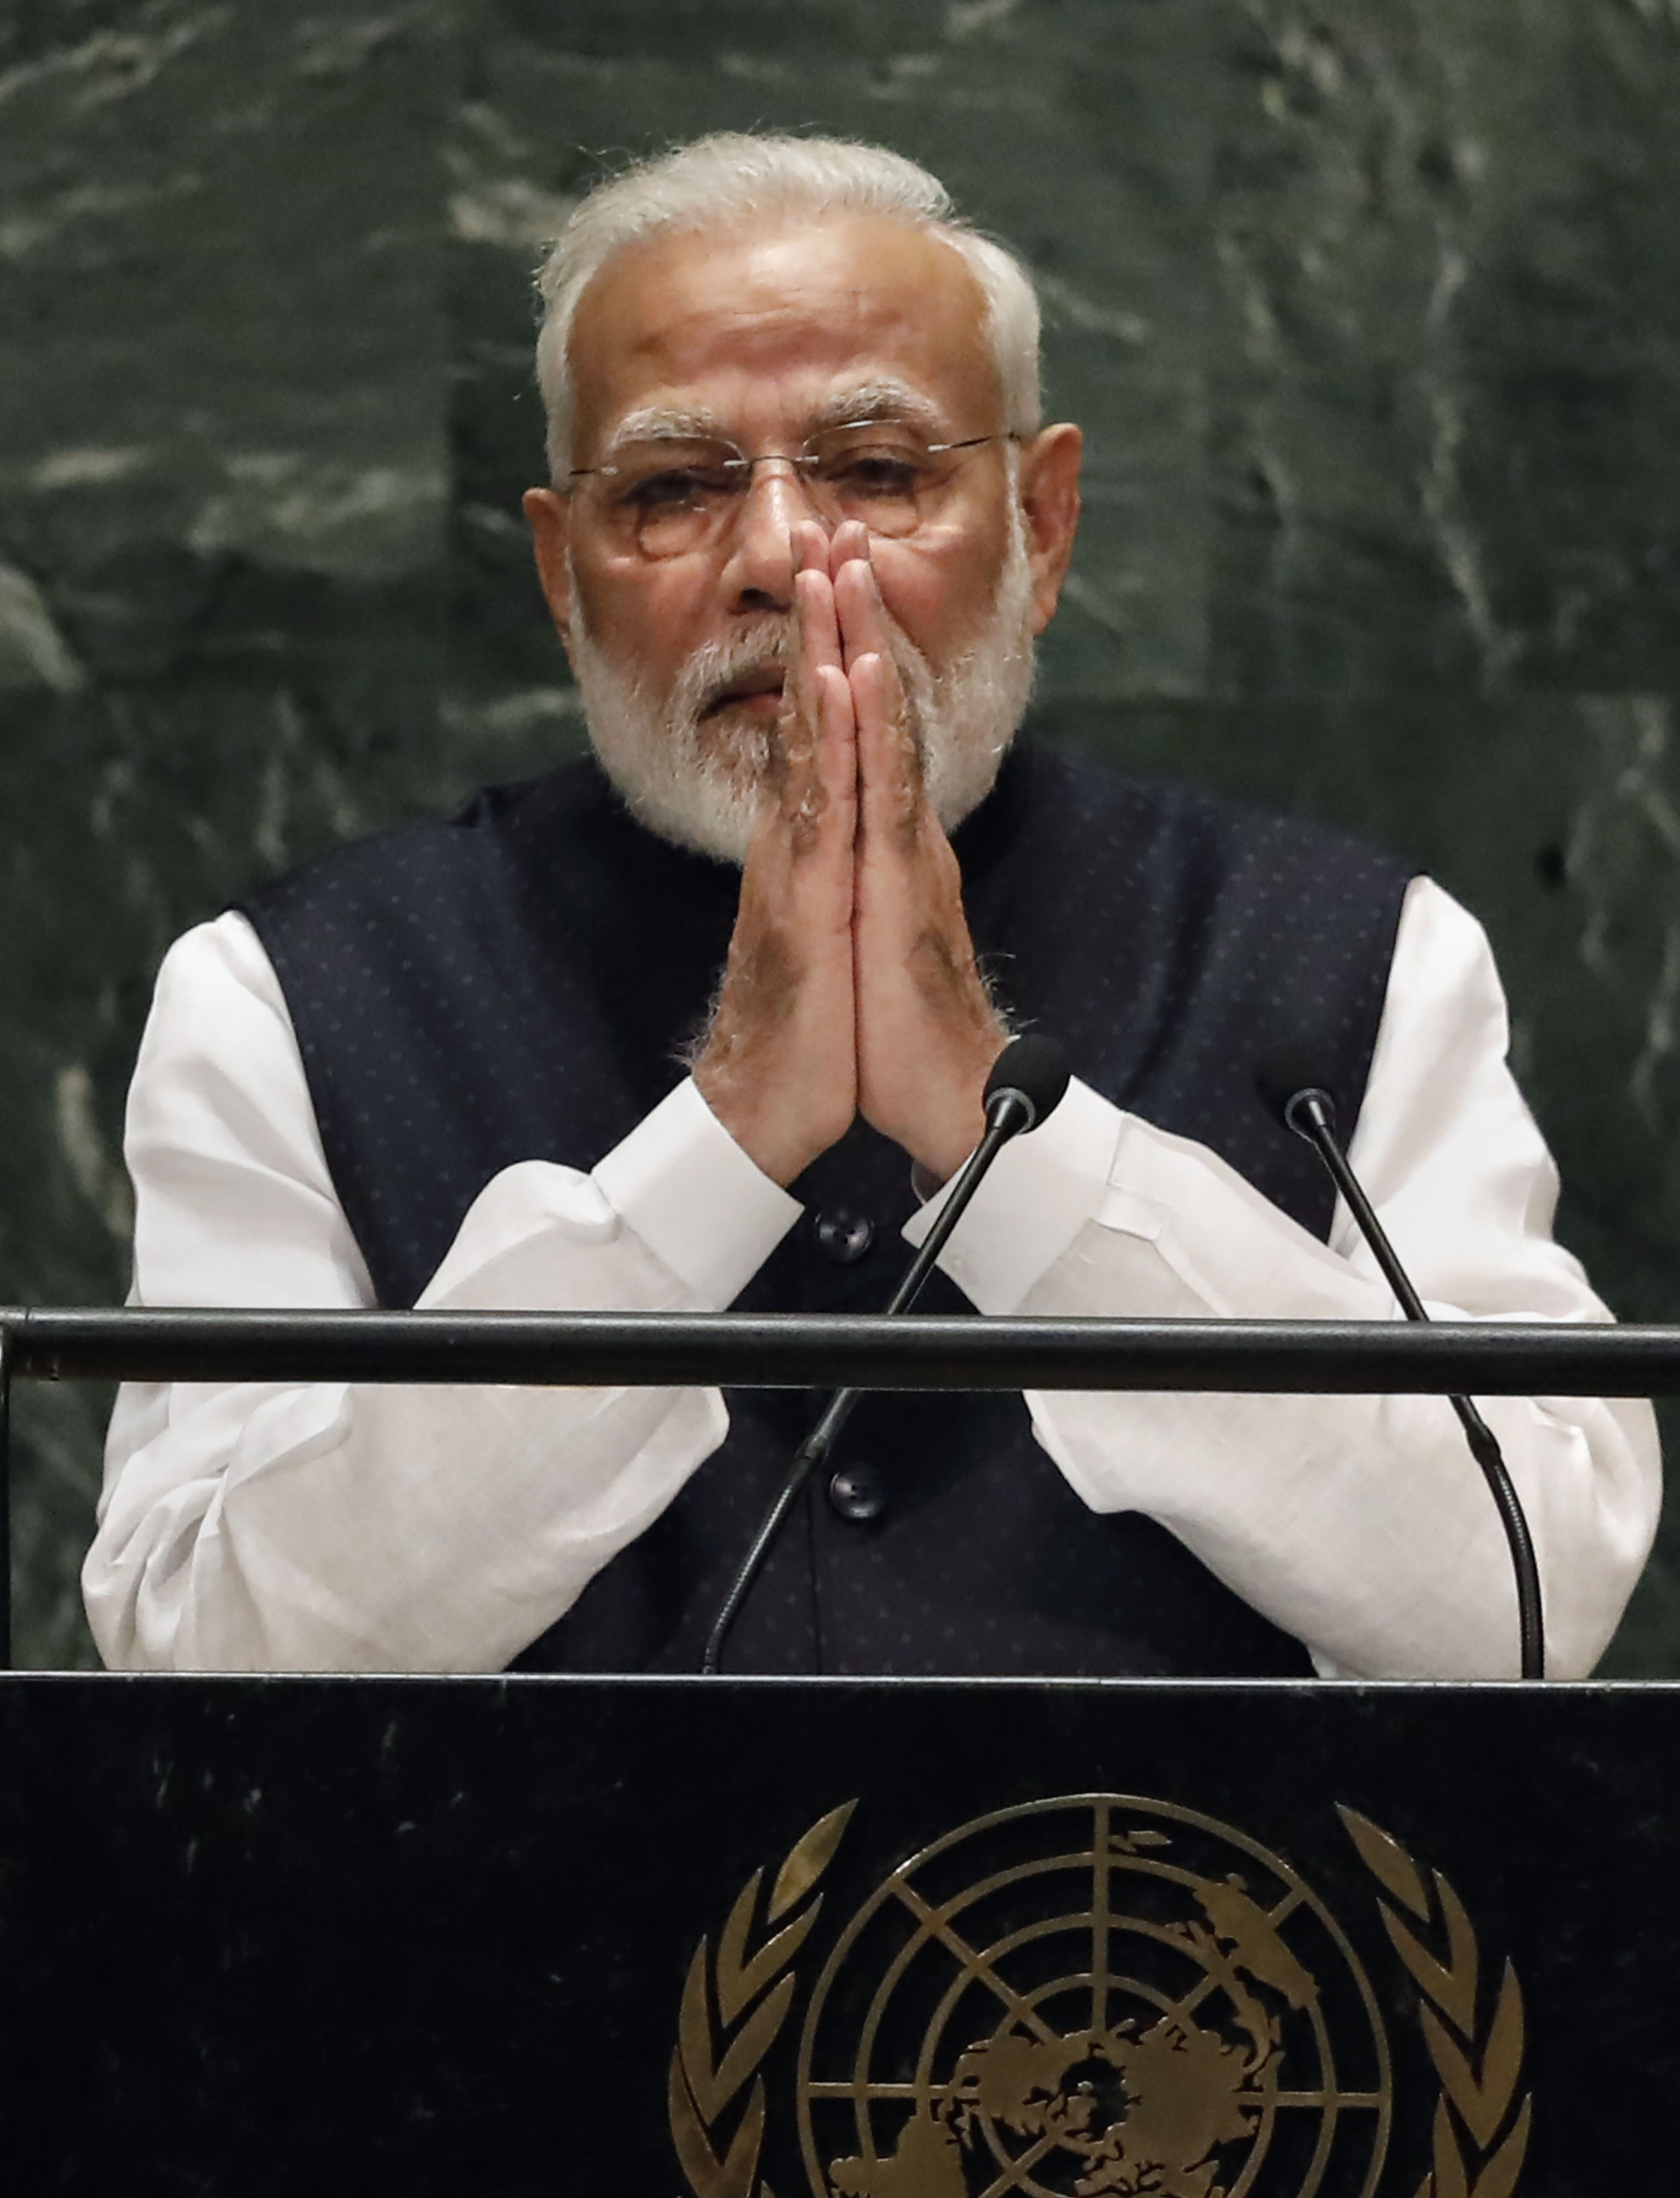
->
[827, 452, 922, 499]
[624, 468, 710, 511]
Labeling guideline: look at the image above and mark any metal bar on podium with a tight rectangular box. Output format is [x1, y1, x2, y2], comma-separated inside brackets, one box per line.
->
[2, 1305, 1680, 1394]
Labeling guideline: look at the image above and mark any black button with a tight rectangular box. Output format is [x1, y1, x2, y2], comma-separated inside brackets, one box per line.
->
[827, 1463, 887, 1522]
[814, 1208, 875, 1265]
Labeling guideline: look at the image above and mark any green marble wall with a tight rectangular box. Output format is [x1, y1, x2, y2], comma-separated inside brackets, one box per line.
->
[4, 0, 1679, 1671]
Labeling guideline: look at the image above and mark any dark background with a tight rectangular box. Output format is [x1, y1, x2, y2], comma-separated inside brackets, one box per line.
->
[4, 0, 1679, 1671]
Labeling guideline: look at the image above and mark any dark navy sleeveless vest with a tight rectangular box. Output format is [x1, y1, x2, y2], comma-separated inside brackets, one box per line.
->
[241, 740, 1411, 1679]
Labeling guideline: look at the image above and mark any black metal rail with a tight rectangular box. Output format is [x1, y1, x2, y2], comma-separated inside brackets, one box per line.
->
[4, 1305, 1672, 1675]
[3, 1306, 1680, 1393]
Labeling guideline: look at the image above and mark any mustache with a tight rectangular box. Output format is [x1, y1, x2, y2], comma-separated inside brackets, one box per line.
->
[674, 622, 793, 719]
[674, 616, 935, 751]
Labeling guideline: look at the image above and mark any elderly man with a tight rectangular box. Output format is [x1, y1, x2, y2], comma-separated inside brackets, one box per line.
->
[85, 134, 1657, 1678]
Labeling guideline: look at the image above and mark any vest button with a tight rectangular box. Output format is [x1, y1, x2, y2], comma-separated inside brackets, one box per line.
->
[814, 1208, 875, 1265]
[827, 1463, 887, 1523]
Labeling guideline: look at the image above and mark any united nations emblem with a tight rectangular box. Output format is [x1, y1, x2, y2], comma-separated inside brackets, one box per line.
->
[800, 1795, 1386, 2198]
[669, 1794, 1530, 2198]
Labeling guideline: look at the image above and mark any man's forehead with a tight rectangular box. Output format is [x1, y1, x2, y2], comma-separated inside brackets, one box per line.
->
[568, 211, 999, 451]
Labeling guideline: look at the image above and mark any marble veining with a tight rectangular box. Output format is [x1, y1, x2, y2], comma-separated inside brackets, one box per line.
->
[3, 0, 1680, 1667]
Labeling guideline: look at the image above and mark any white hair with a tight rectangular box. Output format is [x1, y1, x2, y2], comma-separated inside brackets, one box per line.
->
[533, 133, 1042, 479]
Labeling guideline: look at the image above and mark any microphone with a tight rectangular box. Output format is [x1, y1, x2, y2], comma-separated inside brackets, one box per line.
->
[973, 1033, 1072, 1138]
[1256, 1047, 1545, 1680]
[701, 1034, 1072, 1674]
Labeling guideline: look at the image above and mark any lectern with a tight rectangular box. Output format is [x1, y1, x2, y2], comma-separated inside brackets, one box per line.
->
[2, 1673, 1675, 2190]
[2, 1306, 1675, 2191]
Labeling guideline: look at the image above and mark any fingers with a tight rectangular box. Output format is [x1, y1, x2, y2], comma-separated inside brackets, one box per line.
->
[792, 523, 843, 693]
[780, 584, 856, 853]
[784, 660, 857, 859]
[794, 568, 843, 707]
[831, 531, 923, 828]
[792, 517, 833, 578]
[772, 521, 848, 828]
[830, 524, 894, 671]
[851, 651, 921, 849]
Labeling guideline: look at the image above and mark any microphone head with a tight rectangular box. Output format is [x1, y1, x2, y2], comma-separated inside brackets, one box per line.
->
[984, 1034, 1071, 1134]
[1255, 1045, 1338, 1137]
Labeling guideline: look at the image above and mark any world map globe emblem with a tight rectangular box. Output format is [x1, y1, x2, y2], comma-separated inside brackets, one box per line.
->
[795, 1795, 1393, 2198]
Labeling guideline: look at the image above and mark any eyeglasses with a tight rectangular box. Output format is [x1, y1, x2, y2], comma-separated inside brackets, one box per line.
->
[566, 420, 1017, 560]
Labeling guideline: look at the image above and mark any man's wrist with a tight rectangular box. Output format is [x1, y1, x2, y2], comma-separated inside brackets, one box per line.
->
[691, 1064, 826, 1188]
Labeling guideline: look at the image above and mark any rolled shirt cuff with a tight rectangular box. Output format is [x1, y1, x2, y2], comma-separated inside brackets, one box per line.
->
[901, 1074, 1124, 1312]
[593, 1076, 802, 1305]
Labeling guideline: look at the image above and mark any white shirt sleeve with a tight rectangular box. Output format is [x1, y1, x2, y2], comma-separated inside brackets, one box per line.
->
[905, 876, 1661, 1680]
[83, 911, 800, 1675]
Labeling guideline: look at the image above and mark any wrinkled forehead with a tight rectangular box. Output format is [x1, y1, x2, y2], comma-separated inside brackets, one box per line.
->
[567, 211, 1001, 460]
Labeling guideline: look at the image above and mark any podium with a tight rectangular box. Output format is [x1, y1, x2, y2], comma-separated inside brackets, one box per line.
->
[3, 1672, 1675, 2190]
[5, 1305, 1675, 2186]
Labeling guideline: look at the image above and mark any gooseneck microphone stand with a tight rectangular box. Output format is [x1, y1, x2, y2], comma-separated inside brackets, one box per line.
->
[701, 1035, 1071, 1675]
[1261, 1056, 1546, 1681]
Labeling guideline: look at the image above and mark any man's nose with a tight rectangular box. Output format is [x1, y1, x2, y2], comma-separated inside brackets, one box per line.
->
[722, 458, 826, 609]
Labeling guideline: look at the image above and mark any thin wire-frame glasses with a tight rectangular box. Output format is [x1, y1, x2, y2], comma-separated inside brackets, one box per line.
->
[567, 420, 1017, 560]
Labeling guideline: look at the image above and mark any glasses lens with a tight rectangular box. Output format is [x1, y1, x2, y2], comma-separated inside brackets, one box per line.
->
[594, 442, 743, 558]
[805, 425, 947, 538]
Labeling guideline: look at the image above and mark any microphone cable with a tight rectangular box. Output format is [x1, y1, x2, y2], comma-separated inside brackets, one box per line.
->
[1258, 1050, 1545, 1680]
[701, 1034, 1071, 1675]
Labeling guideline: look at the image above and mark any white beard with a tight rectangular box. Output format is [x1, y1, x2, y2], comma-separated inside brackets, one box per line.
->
[567, 522, 1038, 865]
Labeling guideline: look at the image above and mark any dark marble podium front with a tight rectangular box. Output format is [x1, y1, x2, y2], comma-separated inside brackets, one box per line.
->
[0, 1676, 1670, 2192]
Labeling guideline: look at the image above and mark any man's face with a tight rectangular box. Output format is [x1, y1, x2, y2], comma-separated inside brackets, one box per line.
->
[525, 211, 1081, 856]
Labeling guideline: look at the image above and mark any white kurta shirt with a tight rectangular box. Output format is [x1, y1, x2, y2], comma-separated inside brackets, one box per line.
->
[83, 876, 1660, 1680]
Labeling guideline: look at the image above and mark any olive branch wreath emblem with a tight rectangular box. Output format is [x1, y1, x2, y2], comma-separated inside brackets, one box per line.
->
[670, 1801, 1530, 2198]
[669, 1801, 855, 2198]
[1339, 1808, 1532, 2198]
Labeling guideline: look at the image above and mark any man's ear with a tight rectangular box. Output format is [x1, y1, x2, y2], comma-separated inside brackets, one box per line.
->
[522, 487, 575, 645]
[1017, 424, 1083, 635]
